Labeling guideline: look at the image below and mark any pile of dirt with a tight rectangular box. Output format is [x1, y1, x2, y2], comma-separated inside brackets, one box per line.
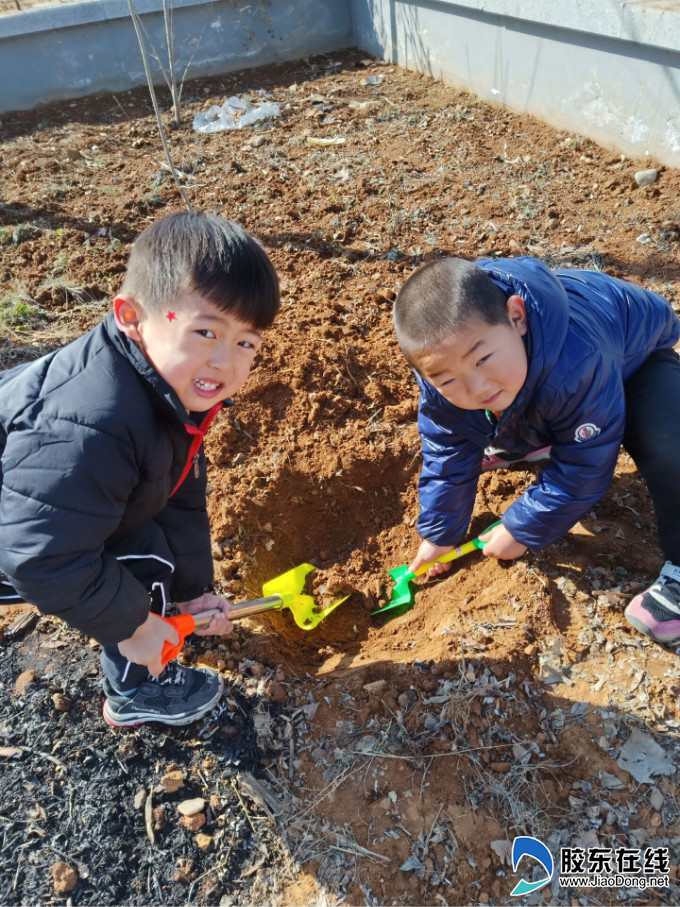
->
[1, 49, 680, 905]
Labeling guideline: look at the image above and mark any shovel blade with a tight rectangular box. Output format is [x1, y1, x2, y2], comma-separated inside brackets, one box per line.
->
[372, 563, 415, 617]
[262, 563, 314, 598]
[294, 594, 350, 630]
[263, 564, 348, 630]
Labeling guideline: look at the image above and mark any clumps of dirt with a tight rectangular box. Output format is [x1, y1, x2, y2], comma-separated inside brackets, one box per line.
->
[309, 565, 356, 609]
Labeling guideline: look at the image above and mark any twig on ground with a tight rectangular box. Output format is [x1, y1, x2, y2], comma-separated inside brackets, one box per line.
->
[291, 762, 364, 823]
[186, 846, 233, 902]
[144, 786, 155, 845]
[420, 755, 433, 803]
[17, 745, 67, 770]
[231, 777, 259, 834]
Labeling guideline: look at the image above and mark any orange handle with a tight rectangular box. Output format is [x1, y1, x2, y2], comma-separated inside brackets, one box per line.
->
[160, 613, 196, 666]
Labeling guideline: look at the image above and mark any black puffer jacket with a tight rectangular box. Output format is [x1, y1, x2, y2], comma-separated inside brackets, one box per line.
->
[0, 313, 220, 644]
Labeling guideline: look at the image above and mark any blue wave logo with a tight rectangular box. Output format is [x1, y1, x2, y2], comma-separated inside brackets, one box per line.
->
[510, 836, 554, 897]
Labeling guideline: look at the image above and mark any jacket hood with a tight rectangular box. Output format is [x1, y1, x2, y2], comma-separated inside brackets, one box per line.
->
[477, 257, 570, 413]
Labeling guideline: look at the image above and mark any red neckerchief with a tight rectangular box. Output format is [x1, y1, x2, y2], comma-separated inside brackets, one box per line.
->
[169, 402, 223, 498]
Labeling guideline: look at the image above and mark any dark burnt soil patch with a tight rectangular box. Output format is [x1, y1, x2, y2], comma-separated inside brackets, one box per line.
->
[1, 49, 680, 906]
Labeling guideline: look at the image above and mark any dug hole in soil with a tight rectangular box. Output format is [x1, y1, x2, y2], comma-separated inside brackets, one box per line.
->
[1, 48, 680, 907]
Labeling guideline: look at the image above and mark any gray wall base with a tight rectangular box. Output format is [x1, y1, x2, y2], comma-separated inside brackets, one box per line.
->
[1, 0, 679, 166]
[0, 0, 353, 114]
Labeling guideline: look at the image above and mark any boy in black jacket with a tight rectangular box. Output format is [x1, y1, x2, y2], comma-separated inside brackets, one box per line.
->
[0, 211, 280, 727]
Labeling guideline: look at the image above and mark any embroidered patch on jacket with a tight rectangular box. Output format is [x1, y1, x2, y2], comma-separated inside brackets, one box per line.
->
[574, 423, 601, 442]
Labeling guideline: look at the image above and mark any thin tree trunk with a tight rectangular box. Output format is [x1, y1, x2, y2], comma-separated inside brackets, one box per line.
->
[127, 0, 192, 211]
[162, 0, 181, 127]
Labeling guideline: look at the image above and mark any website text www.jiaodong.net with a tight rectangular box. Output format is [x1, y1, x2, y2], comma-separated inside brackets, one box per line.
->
[559, 875, 669, 889]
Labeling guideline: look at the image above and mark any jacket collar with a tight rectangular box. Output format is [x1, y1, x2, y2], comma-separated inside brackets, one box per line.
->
[478, 257, 570, 416]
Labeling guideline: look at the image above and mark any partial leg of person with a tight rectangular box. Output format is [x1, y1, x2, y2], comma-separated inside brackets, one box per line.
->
[0, 570, 24, 605]
[101, 525, 223, 728]
[621, 347, 680, 644]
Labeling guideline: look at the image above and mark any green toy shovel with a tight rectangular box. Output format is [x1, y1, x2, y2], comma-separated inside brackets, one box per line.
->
[374, 521, 502, 618]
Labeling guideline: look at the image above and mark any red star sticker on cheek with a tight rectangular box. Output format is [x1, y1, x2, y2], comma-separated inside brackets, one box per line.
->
[166, 311, 177, 322]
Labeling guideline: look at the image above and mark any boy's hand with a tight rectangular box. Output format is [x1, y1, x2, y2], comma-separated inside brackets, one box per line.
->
[118, 613, 179, 677]
[478, 523, 527, 560]
[409, 540, 456, 577]
[177, 593, 233, 636]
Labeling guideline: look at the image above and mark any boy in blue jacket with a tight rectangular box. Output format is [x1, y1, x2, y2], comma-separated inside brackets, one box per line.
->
[0, 211, 280, 726]
[394, 256, 680, 644]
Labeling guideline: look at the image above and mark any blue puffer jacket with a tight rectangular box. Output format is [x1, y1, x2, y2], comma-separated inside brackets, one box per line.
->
[0, 314, 220, 644]
[416, 258, 680, 548]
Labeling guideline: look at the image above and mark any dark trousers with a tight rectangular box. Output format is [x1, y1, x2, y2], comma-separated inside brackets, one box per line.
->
[99, 525, 175, 691]
[623, 347, 680, 566]
[100, 582, 169, 692]
[1, 524, 174, 692]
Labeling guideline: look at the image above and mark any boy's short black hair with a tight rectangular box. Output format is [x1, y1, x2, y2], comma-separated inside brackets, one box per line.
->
[121, 211, 280, 329]
[394, 258, 509, 365]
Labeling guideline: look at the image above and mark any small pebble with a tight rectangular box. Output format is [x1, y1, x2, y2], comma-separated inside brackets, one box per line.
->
[634, 168, 658, 186]
[182, 813, 206, 832]
[50, 861, 78, 894]
[161, 770, 184, 793]
[52, 692, 71, 712]
[178, 797, 205, 816]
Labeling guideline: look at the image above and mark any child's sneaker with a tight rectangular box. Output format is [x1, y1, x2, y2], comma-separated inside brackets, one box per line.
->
[481, 446, 552, 471]
[624, 561, 680, 644]
[102, 662, 224, 727]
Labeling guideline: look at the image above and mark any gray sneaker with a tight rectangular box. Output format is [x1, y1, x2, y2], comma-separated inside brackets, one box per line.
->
[102, 662, 224, 728]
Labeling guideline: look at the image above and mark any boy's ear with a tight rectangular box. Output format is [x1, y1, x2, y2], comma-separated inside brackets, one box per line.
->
[113, 295, 144, 342]
[507, 294, 528, 336]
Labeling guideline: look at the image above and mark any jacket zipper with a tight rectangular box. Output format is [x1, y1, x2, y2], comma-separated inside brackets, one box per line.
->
[169, 402, 223, 498]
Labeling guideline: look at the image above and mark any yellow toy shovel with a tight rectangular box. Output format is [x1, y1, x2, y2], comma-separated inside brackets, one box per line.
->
[229, 563, 348, 629]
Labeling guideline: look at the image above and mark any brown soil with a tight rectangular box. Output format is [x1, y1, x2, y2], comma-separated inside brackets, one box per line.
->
[1, 50, 680, 906]
[0, 0, 78, 14]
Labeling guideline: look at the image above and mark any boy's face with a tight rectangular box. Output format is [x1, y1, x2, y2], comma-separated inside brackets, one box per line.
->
[415, 295, 528, 412]
[114, 290, 262, 412]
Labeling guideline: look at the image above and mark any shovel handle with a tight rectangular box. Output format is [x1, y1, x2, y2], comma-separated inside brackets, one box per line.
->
[229, 595, 284, 620]
[412, 520, 502, 578]
[160, 609, 222, 666]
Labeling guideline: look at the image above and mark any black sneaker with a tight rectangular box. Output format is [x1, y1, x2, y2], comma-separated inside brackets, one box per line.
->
[102, 662, 224, 728]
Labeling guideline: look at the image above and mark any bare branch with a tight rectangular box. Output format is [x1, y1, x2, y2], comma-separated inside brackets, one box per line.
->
[127, 0, 193, 211]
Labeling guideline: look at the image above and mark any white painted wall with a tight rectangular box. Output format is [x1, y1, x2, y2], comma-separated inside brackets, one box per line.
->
[349, 0, 680, 165]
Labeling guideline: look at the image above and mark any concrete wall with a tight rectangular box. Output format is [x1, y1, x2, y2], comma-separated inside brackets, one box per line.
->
[349, 0, 680, 166]
[2, 0, 679, 166]
[0, 0, 354, 114]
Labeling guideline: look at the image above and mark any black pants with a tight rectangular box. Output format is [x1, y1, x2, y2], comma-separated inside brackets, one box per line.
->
[623, 347, 680, 565]
[1, 524, 174, 692]
[99, 525, 175, 691]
